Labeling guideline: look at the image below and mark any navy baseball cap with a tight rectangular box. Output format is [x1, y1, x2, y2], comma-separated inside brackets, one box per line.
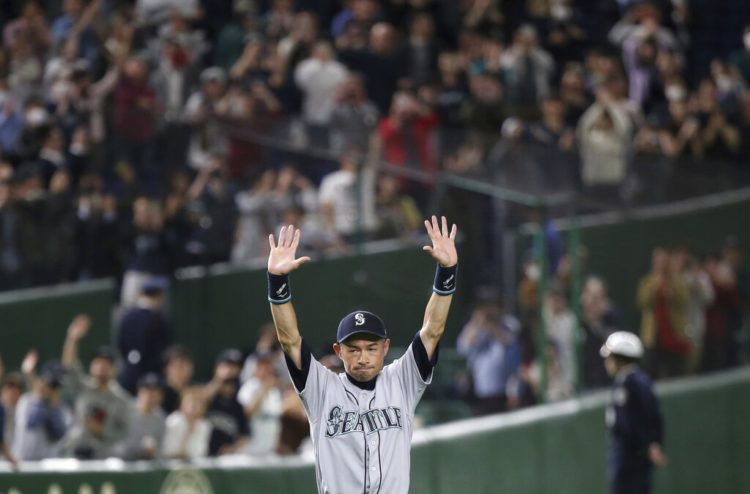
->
[337, 311, 387, 343]
[142, 277, 168, 295]
[92, 346, 116, 362]
[216, 348, 243, 366]
[137, 372, 163, 390]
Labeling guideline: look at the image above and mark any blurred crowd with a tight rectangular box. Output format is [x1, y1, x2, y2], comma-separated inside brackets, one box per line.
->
[0, 0, 749, 458]
[455, 234, 748, 415]
[0, 291, 334, 465]
[1, 0, 750, 293]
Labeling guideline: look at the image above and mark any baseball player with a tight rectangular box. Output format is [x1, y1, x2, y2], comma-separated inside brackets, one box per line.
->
[266, 216, 458, 494]
[600, 331, 667, 494]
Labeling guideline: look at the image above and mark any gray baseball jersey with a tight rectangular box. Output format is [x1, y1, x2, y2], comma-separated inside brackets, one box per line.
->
[286, 332, 436, 494]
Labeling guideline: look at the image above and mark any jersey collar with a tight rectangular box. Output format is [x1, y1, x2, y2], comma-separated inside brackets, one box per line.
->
[345, 372, 378, 391]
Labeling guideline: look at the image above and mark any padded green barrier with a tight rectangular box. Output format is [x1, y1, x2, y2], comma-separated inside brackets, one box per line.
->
[1, 368, 748, 494]
[0, 464, 317, 494]
[0, 243, 469, 381]
[0, 280, 115, 371]
[580, 201, 750, 330]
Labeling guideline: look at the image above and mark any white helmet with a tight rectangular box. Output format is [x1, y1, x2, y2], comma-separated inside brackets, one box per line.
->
[600, 331, 644, 359]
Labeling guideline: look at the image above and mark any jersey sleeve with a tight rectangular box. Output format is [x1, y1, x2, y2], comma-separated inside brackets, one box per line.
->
[283, 338, 332, 422]
[387, 331, 439, 414]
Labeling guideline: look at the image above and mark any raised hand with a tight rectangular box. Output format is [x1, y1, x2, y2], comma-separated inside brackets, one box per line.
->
[422, 215, 458, 267]
[67, 314, 91, 341]
[648, 443, 668, 467]
[21, 349, 38, 375]
[268, 225, 312, 275]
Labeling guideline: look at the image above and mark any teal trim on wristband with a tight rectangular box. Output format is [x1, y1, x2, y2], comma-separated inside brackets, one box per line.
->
[433, 264, 457, 295]
[268, 272, 292, 304]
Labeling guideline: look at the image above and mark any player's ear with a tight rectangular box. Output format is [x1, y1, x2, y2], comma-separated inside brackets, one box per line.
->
[383, 338, 390, 356]
[333, 342, 342, 357]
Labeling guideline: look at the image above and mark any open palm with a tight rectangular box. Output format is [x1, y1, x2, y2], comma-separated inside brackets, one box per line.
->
[423, 216, 458, 267]
[268, 225, 311, 275]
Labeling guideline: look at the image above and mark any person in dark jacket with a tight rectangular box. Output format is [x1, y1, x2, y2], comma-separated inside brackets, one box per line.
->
[117, 278, 170, 395]
[601, 331, 667, 494]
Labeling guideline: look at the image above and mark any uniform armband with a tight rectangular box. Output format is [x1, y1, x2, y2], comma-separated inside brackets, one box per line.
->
[268, 272, 292, 304]
[433, 264, 457, 295]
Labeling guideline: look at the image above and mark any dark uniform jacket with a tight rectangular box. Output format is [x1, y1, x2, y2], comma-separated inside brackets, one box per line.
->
[607, 365, 663, 472]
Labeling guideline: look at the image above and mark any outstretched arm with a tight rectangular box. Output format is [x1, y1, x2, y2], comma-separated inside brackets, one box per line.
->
[61, 315, 91, 368]
[267, 225, 311, 370]
[419, 216, 458, 360]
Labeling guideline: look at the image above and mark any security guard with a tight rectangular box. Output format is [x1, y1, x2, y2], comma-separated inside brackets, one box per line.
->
[601, 331, 667, 494]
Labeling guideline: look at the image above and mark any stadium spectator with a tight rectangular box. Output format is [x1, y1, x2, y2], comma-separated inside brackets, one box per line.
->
[329, 74, 379, 153]
[501, 24, 555, 119]
[524, 95, 576, 191]
[50, 0, 101, 66]
[275, 386, 309, 456]
[462, 72, 506, 138]
[319, 148, 378, 242]
[204, 349, 249, 456]
[231, 168, 281, 264]
[677, 248, 715, 372]
[72, 175, 122, 281]
[162, 386, 211, 460]
[637, 247, 692, 378]
[240, 323, 287, 386]
[12, 361, 70, 460]
[729, 24, 750, 82]
[403, 13, 439, 85]
[114, 373, 166, 461]
[120, 197, 172, 309]
[457, 294, 522, 415]
[294, 40, 349, 148]
[581, 276, 621, 389]
[0, 370, 20, 467]
[702, 252, 743, 371]
[722, 237, 749, 365]
[339, 22, 403, 114]
[60, 315, 132, 453]
[1, 372, 23, 453]
[161, 345, 195, 416]
[577, 86, 633, 198]
[62, 404, 113, 459]
[376, 89, 440, 210]
[184, 155, 238, 264]
[374, 173, 422, 240]
[116, 278, 170, 396]
[616, 12, 678, 112]
[237, 355, 283, 456]
[693, 79, 741, 162]
[542, 283, 577, 399]
[112, 57, 158, 184]
[184, 67, 228, 171]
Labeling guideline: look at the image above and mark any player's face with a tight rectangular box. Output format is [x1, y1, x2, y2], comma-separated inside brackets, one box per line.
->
[335, 338, 390, 382]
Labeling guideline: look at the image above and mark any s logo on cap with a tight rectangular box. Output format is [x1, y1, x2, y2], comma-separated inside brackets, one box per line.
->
[355, 313, 366, 326]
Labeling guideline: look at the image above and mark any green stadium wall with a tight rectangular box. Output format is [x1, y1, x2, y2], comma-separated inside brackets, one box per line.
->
[0, 242, 469, 380]
[0, 280, 115, 372]
[1, 368, 748, 494]
[577, 194, 750, 331]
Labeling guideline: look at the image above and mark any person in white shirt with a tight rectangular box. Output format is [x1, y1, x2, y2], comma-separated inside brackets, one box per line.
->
[319, 149, 378, 241]
[238, 356, 283, 455]
[294, 41, 349, 147]
[162, 387, 211, 460]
